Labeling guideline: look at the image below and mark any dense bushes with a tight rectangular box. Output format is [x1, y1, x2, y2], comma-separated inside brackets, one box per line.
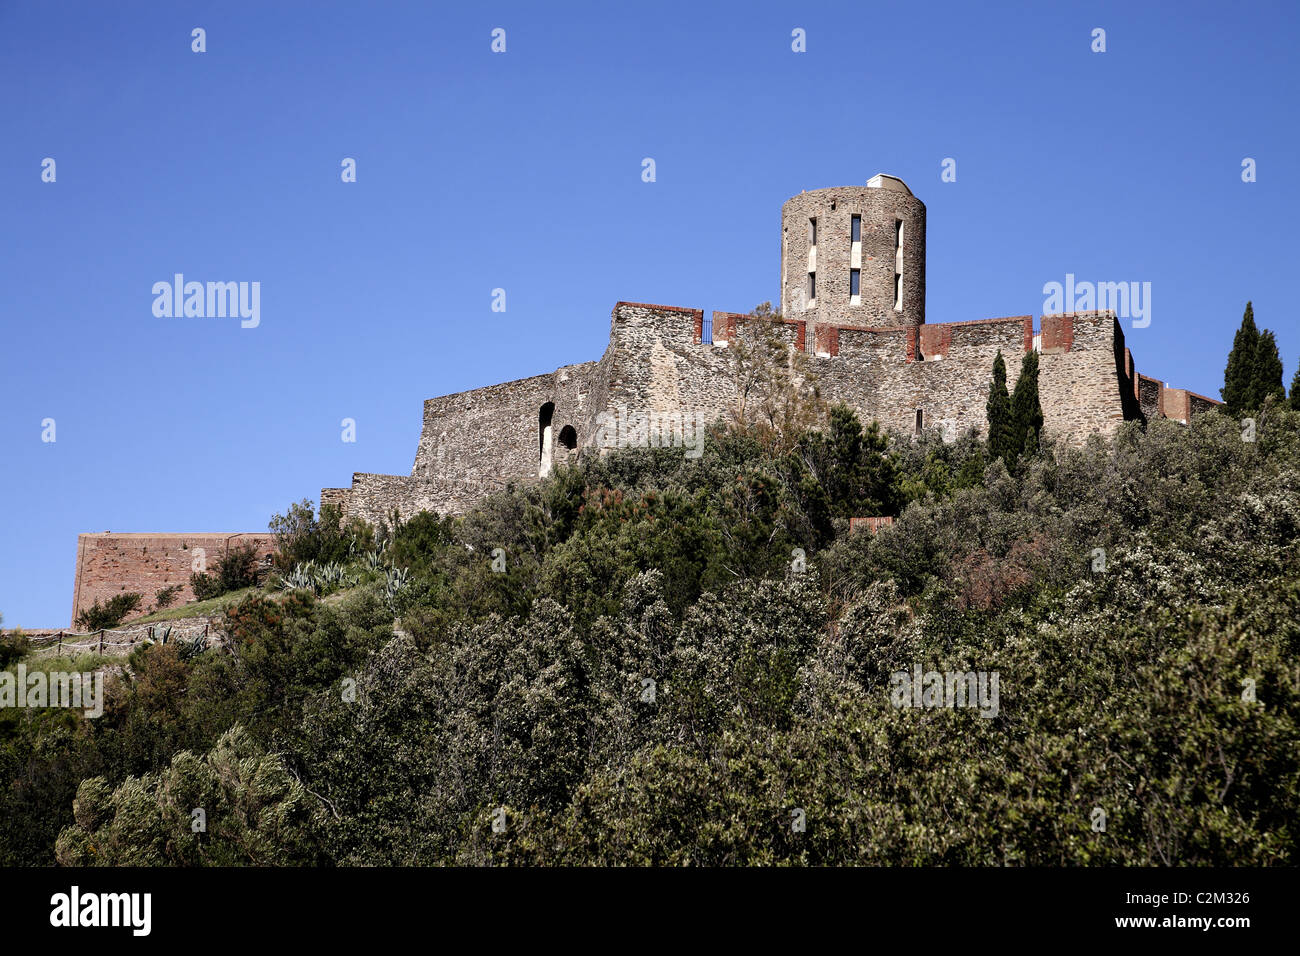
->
[0, 624, 27, 668]
[189, 542, 267, 603]
[74, 592, 143, 630]
[3, 404, 1299, 865]
[270, 499, 374, 571]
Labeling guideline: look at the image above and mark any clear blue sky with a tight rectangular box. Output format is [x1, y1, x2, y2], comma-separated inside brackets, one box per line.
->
[2, 0, 1296, 626]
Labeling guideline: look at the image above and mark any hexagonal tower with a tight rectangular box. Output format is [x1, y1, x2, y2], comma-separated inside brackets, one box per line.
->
[781, 174, 926, 348]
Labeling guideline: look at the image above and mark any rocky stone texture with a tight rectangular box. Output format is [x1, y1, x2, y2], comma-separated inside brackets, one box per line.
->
[70, 533, 276, 627]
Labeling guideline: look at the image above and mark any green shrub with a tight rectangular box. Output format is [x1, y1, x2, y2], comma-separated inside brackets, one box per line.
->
[189, 571, 223, 602]
[0, 629, 29, 667]
[269, 499, 373, 571]
[154, 584, 183, 609]
[74, 592, 142, 630]
[216, 542, 262, 593]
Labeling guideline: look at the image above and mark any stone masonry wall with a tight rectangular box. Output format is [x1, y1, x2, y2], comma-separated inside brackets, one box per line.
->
[329, 360, 606, 527]
[323, 302, 1218, 526]
[813, 316, 1031, 440]
[1036, 312, 1131, 442]
[71, 532, 277, 627]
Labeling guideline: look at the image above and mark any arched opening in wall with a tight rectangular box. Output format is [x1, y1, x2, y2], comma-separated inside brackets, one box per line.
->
[538, 402, 555, 478]
[555, 425, 578, 467]
[914, 408, 924, 437]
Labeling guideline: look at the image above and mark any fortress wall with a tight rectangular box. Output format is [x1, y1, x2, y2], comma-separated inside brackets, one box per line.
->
[1036, 312, 1128, 442]
[412, 361, 600, 484]
[330, 359, 604, 526]
[1138, 374, 1163, 421]
[321, 303, 1219, 529]
[1116, 337, 1144, 423]
[816, 316, 1031, 439]
[605, 303, 735, 421]
[71, 532, 277, 627]
[597, 304, 818, 455]
[320, 487, 351, 514]
[344, 473, 508, 524]
[1187, 391, 1221, 417]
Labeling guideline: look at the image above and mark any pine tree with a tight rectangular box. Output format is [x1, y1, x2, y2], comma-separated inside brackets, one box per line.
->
[985, 350, 1012, 464]
[1221, 302, 1259, 415]
[1252, 329, 1286, 409]
[1011, 350, 1045, 462]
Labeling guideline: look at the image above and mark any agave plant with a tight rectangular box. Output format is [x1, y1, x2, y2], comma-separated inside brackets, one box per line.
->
[178, 634, 207, 661]
[315, 561, 346, 589]
[383, 567, 411, 611]
[363, 550, 385, 571]
[279, 561, 319, 592]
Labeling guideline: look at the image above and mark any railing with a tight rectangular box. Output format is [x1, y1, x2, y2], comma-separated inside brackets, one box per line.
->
[19, 621, 213, 657]
[700, 314, 713, 345]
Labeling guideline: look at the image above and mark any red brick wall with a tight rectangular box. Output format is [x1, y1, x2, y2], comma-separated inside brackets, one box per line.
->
[709, 311, 806, 350]
[71, 533, 277, 627]
[1040, 314, 1075, 353]
[918, 323, 953, 360]
[816, 325, 840, 356]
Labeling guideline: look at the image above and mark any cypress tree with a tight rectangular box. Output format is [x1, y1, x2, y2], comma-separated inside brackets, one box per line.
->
[1290, 363, 1300, 411]
[1011, 350, 1045, 462]
[1221, 302, 1259, 415]
[1252, 329, 1286, 409]
[986, 350, 1012, 464]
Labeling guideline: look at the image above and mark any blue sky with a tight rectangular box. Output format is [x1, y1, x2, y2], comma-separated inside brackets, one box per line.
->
[2, 0, 1297, 626]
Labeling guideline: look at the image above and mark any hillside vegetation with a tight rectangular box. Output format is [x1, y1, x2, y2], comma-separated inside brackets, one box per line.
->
[3, 401, 1298, 865]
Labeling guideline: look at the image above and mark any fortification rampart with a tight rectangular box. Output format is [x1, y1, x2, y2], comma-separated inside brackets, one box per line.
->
[71, 532, 276, 627]
[317, 177, 1220, 527]
[322, 299, 1219, 526]
[68, 176, 1225, 620]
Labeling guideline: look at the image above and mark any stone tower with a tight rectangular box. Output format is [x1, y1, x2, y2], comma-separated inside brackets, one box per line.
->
[781, 174, 926, 350]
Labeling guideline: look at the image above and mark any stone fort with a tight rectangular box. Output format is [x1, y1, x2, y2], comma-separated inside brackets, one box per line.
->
[65, 175, 1220, 625]
[320, 174, 1219, 527]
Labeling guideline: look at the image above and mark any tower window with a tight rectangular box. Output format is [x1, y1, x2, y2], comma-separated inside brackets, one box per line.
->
[915, 408, 924, 435]
[851, 215, 861, 242]
[808, 218, 817, 245]
[849, 269, 860, 297]
[807, 272, 816, 301]
[893, 219, 904, 311]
